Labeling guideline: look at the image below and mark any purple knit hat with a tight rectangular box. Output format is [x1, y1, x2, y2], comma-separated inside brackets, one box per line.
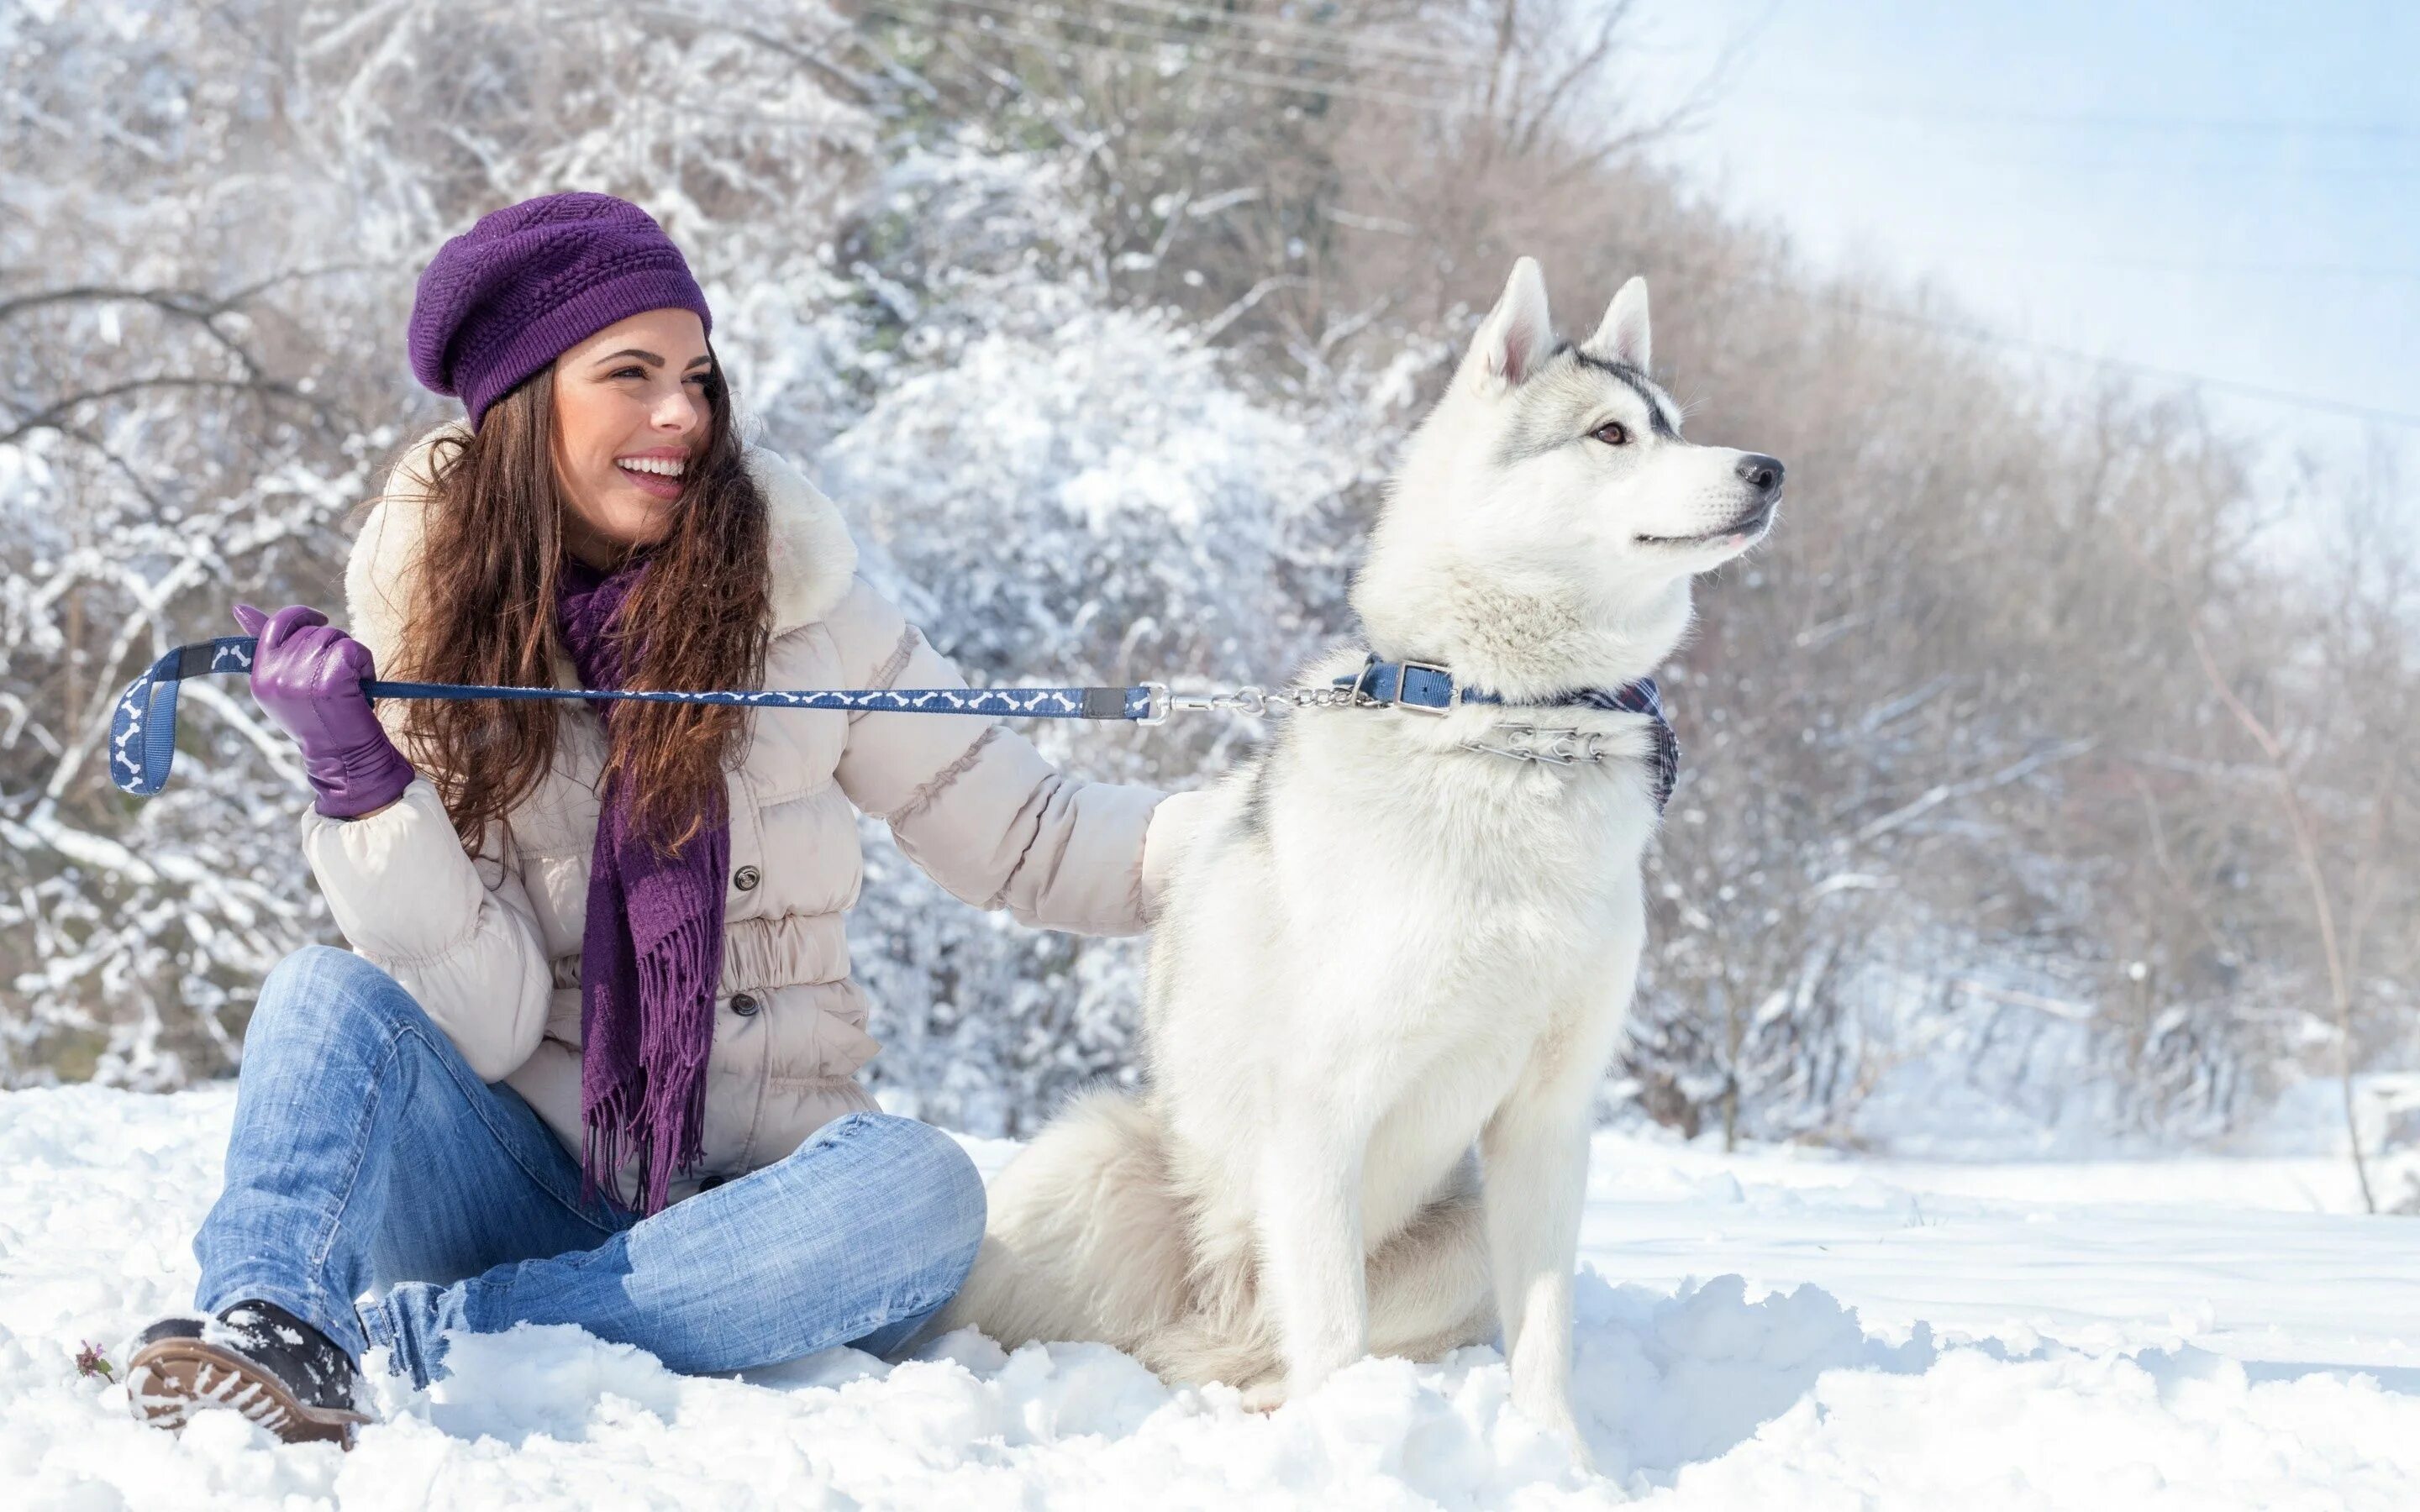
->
[408, 192, 713, 430]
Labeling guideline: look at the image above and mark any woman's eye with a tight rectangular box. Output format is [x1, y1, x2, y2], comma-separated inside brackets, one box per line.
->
[1591, 422, 1630, 446]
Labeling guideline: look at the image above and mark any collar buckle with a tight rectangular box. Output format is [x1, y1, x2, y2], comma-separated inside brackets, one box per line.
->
[1389, 659, 1459, 715]
[1344, 656, 1463, 714]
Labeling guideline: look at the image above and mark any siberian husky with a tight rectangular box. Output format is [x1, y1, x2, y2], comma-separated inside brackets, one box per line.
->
[935, 259, 1783, 1467]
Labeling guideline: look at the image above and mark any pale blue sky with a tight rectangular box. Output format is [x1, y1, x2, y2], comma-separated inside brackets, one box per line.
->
[1625, 0, 2417, 495]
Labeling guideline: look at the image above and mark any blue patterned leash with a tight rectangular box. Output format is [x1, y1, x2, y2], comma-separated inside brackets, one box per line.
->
[109, 636, 1174, 798]
[109, 638, 1682, 806]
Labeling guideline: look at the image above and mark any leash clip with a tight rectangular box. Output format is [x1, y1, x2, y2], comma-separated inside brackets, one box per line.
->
[1139, 681, 1270, 725]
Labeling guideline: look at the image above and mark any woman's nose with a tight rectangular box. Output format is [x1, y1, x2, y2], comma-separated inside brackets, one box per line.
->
[656, 388, 704, 433]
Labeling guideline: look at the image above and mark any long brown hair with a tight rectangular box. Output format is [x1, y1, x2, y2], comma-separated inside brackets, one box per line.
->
[391, 355, 770, 860]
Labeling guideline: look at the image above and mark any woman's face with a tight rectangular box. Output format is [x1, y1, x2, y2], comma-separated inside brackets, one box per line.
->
[550, 307, 715, 570]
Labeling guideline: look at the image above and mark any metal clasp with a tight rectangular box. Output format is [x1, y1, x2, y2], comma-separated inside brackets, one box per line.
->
[1456, 723, 1608, 765]
[1139, 681, 1269, 725]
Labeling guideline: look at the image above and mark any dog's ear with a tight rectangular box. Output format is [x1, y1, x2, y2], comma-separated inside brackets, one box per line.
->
[1465, 256, 1554, 391]
[1582, 276, 1651, 374]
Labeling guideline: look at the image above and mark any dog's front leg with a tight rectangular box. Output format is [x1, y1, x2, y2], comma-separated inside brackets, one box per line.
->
[1253, 1111, 1368, 1402]
[1481, 1066, 1598, 1470]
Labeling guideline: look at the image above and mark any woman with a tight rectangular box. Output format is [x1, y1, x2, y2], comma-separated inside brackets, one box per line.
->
[124, 192, 1195, 1444]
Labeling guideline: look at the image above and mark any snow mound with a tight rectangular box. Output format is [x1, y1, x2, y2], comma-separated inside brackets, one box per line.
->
[4, 1087, 2417, 1509]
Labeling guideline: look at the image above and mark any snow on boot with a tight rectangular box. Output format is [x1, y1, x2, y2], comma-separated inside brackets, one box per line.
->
[124, 1299, 371, 1446]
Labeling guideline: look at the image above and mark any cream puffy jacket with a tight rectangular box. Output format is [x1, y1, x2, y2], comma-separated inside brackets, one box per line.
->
[301, 420, 1192, 1202]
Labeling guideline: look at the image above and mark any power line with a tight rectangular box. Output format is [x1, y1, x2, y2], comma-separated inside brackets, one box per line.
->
[862, 1, 1465, 110]
[892, 0, 1475, 81]
[1756, 91, 2420, 141]
[871, 0, 1472, 97]
[1093, 0, 1477, 71]
[1894, 251, 2420, 284]
[1751, 277, 2420, 431]
[1831, 152, 2420, 184]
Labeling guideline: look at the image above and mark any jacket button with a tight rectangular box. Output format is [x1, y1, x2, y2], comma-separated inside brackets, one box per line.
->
[729, 992, 760, 1017]
[733, 865, 760, 892]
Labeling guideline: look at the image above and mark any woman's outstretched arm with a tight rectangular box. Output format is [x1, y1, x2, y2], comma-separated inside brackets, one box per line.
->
[828, 575, 1207, 936]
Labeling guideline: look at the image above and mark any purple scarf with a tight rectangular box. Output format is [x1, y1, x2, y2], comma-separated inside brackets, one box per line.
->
[556, 553, 729, 1216]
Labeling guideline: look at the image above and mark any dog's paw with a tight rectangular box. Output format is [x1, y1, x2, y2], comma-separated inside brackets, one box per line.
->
[1236, 1375, 1290, 1414]
[1512, 1391, 1596, 1473]
[1561, 1430, 1599, 1477]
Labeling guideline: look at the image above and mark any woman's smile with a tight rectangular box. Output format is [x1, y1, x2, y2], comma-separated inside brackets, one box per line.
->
[616, 449, 688, 500]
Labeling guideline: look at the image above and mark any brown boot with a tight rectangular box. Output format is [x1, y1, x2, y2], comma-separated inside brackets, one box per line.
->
[125, 1299, 371, 1447]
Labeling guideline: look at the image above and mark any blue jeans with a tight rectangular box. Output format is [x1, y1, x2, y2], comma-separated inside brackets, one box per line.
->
[193, 944, 986, 1389]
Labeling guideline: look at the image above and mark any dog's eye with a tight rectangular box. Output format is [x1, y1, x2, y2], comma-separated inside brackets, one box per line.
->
[1590, 422, 1630, 447]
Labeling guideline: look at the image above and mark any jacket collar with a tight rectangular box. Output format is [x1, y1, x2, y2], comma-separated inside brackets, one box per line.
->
[345, 419, 858, 682]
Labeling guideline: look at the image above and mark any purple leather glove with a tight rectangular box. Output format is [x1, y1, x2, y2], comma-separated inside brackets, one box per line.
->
[231, 602, 417, 820]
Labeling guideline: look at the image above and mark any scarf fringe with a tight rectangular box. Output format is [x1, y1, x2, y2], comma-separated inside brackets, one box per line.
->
[629, 908, 721, 1213]
[581, 901, 723, 1216]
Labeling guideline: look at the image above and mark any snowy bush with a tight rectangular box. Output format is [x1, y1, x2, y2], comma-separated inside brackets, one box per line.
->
[821, 289, 1352, 1134]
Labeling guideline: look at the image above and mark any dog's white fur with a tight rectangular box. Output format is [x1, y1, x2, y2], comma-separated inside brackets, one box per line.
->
[936, 260, 1780, 1467]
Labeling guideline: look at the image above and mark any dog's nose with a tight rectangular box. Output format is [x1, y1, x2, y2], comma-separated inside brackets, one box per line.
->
[1736, 454, 1785, 496]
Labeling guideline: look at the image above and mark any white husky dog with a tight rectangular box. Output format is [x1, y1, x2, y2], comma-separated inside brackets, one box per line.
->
[935, 258, 1782, 1467]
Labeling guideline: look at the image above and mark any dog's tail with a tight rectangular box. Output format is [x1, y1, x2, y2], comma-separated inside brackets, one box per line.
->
[934, 1087, 1195, 1353]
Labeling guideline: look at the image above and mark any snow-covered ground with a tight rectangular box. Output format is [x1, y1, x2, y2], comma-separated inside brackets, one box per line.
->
[4, 1085, 2415, 1509]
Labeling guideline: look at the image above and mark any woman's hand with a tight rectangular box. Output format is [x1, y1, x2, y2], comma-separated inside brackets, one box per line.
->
[232, 603, 417, 820]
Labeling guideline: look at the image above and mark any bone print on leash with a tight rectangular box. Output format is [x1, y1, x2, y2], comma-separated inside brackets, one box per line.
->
[108, 634, 1155, 798]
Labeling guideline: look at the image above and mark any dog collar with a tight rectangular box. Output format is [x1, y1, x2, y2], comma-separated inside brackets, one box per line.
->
[1333, 654, 1680, 809]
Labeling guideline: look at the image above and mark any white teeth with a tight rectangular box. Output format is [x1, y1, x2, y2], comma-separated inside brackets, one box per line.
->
[618, 457, 683, 477]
